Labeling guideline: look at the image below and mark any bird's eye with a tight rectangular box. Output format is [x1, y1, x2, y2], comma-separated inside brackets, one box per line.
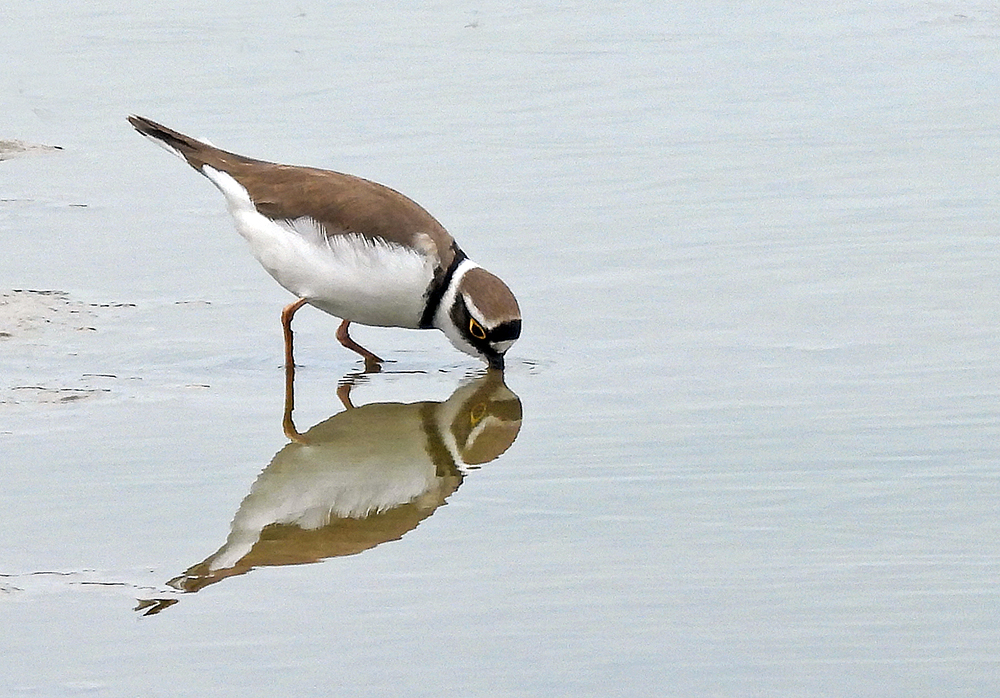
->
[470, 401, 487, 426]
[469, 318, 487, 340]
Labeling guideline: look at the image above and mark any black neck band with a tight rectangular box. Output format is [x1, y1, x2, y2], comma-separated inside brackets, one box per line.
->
[420, 245, 467, 329]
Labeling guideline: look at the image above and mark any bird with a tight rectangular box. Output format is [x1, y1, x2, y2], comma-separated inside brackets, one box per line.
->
[127, 115, 521, 371]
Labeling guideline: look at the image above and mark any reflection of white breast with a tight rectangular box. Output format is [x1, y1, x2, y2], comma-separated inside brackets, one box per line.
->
[204, 166, 435, 327]
[210, 404, 440, 571]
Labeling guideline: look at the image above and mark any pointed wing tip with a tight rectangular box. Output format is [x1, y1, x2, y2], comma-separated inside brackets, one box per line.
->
[127, 114, 165, 140]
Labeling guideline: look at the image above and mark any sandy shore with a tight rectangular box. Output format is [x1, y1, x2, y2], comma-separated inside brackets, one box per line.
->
[0, 290, 136, 405]
[0, 139, 63, 161]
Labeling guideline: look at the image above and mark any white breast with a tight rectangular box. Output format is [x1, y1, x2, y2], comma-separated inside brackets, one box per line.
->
[202, 166, 435, 328]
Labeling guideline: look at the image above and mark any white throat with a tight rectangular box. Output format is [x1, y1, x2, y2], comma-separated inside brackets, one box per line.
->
[434, 258, 481, 355]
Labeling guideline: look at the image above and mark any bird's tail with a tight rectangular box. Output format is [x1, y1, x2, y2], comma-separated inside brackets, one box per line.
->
[127, 115, 225, 172]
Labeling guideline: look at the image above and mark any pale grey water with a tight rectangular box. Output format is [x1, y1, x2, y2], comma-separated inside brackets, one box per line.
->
[3, 1, 1000, 696]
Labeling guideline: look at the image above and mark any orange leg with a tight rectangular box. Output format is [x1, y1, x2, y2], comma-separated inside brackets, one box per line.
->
[336, 319, 383, 372]
[281, 298, 309, 442]
[281, 298, 309, 370]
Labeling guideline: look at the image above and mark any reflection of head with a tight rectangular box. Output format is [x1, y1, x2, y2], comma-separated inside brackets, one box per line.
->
[163, 373, 522, 596]
[425, 369, 523, 469]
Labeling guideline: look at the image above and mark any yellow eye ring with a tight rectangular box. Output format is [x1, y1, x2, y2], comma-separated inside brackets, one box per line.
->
[469, 318, 487, 340]
[470, 402, 487, 425]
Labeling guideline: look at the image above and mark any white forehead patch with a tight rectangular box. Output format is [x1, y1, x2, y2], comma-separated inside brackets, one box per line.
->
[491, 339, 515, 354]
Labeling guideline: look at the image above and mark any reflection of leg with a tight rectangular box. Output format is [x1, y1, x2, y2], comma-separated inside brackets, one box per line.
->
[282, 354, 305, 443]
[336, 365, 374, 410]
[336, 319, 384, 370]
[336, 382, 355, 410]
[281, 298, 308, 443]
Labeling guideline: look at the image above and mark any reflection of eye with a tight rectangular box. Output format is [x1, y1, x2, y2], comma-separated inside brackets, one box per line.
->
[470, 402, 486, 425]
[469, 318, 487, 340]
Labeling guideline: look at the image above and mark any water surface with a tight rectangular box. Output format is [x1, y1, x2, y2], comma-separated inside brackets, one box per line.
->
[3, 1, 1000, 696]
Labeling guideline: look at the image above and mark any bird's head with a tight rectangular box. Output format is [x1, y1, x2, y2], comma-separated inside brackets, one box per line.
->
[437, 265, 521, 370]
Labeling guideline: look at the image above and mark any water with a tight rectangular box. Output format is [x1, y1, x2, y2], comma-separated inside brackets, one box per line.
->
[3, 1, 1000, 695]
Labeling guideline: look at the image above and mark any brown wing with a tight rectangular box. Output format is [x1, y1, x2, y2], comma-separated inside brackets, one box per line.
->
[128, 115, 458, 266]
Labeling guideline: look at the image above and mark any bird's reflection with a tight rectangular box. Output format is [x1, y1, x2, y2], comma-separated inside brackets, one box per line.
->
[137, 370, 521, 614]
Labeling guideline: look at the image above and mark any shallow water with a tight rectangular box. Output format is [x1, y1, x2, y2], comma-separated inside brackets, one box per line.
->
[4, 1, 1000, 696]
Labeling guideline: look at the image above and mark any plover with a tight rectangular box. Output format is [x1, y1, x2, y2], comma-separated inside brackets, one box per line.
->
[128, 116, 521, 370]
